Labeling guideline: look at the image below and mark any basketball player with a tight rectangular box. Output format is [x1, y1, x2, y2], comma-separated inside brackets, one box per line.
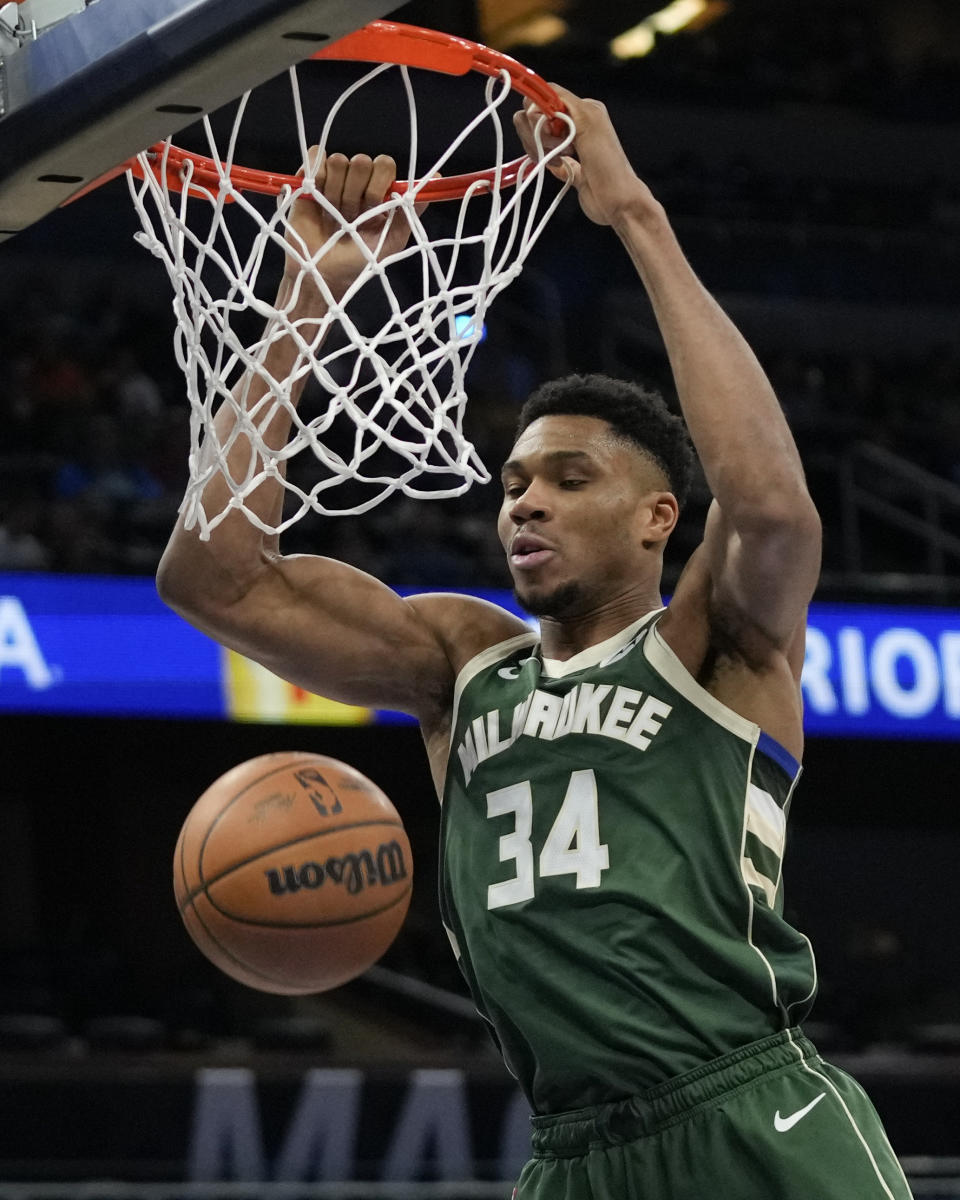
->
[157, 88, 914, 1198]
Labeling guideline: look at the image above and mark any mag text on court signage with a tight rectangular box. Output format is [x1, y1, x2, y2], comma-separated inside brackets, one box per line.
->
[0, 1065, 531, 1183]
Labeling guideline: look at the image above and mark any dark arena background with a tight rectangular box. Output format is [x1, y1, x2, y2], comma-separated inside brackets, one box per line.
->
[1, 0, 960, 1196]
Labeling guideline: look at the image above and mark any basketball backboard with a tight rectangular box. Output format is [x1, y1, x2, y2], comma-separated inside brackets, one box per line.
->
[0, 0, 395, 240]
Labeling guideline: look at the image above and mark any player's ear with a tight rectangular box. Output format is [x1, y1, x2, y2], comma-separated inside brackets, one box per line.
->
[642, 492, 679, 549]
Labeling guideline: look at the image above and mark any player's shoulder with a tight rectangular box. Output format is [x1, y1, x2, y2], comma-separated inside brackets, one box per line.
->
[407, 591, 531, 677]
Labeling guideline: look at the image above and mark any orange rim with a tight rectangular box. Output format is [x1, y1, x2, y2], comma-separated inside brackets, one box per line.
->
[123, 20, 568, 203]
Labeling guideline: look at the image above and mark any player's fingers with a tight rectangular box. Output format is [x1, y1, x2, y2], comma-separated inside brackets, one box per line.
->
[520, 99, 547, 129]
[321, 152, 350, 210]
[297, 145, 325, 185]
[341, 153, 375, 221]
[546, 82, 585, 109]
[523, 94, 566, 124]
[515, 106, 557, 158]
[554, 156, 581, 187]
[513, 108, 537, 156]
[365, 154, 399, 209]
[548, 84, 611, 134]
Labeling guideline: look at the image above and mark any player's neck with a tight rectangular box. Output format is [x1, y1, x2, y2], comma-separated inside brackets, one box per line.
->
[538, 588, 664, 662]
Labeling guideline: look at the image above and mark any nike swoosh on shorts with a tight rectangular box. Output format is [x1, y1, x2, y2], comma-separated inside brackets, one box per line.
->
[774, 1091, 827, 1132]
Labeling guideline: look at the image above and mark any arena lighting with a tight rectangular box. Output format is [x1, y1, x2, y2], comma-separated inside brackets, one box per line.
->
[611, 0, 710, 59]
[484, 11, 566, 48]
[455, 312, 487, 342]
[479, 0, 570, 50]
[498, 12, 568, 47]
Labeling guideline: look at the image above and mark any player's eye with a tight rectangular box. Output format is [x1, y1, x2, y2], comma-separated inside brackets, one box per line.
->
[559, 478, 586, 489]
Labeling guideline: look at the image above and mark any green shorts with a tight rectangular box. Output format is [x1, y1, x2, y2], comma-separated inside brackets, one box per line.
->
[515, 1029, 913, 1200]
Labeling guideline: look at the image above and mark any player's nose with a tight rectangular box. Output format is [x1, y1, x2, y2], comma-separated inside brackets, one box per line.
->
[508, 484, 550, 523]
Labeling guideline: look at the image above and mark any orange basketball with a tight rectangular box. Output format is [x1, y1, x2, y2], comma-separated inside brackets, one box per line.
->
[173, 752, 413, 994]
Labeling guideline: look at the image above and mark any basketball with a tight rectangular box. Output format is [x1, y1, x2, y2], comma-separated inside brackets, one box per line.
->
[173, 752, 413, 994]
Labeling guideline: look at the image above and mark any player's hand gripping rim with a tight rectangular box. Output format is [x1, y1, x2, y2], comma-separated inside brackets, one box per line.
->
[283, 149, 430, 294]
[513, 85, 656, 227]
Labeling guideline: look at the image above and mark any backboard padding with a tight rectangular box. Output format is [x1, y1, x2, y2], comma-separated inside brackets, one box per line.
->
[0, 0, 394, 239]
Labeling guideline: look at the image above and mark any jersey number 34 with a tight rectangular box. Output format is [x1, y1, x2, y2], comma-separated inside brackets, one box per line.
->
[486, 769, 610, 910]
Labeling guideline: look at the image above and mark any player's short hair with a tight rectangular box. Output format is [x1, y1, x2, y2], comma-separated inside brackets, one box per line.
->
[516, 373, 696, 509]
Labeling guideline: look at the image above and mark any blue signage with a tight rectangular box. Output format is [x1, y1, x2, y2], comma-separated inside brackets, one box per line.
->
[0, 574, 221, 717]
[2, 573, 960, 739]
[800, 601, 960, 739]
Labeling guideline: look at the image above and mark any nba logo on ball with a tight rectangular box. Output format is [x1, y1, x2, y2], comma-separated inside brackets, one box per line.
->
[173, 753, 413, 994]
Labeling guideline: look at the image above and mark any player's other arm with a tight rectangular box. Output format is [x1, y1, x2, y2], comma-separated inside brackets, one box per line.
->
[519, 92, 820, 655]
[157, 153, 519, 718]
[615, 193, 819, 655]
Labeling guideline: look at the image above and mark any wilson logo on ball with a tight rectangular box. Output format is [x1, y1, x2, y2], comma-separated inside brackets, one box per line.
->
[265, 840, 409, 897]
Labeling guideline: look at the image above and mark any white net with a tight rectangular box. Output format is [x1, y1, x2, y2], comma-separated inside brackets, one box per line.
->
[128, 57, 575, 537]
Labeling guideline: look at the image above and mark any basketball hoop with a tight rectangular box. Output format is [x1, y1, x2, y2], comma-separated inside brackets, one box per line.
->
[122, 21, 576, 538]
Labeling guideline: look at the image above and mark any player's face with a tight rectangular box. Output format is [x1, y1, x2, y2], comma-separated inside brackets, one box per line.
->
[497, 414, 674, 619]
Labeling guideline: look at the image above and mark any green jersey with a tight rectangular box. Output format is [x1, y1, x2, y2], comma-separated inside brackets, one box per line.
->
[439, 609, 817, 1115]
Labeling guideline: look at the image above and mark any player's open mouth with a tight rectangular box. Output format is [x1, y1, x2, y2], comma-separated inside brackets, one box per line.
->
[510, 534, 555, 569]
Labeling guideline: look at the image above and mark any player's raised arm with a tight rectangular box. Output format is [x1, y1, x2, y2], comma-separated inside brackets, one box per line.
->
[516, 91, 821, 660]
[156, 151, 506, 721]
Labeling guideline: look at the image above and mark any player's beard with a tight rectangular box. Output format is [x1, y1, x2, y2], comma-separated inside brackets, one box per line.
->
[513, 580, 585, 618]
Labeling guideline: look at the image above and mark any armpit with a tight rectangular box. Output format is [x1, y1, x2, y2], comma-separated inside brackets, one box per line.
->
[705, 593, 783, 677]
